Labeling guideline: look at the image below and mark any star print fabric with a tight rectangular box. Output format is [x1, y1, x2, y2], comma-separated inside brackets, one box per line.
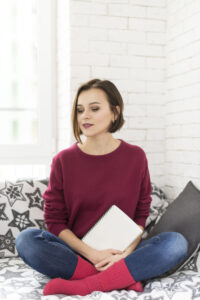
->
[0, 179, 48, 258]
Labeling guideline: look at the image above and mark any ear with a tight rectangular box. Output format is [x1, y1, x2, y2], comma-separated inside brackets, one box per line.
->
[115, 105, 120, 119]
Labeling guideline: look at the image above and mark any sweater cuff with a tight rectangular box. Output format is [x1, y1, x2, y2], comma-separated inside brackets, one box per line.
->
[46, 223, 69, 237]
[134, 217, 147, 229]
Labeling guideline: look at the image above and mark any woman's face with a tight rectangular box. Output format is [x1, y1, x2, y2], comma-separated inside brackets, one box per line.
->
[76, 88, 118, 138]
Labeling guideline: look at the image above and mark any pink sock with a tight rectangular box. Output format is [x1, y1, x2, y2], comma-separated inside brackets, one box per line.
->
[72, 256, 143, 292]
[126, 281, 143, 292]
[43, 259, 136, 296]
[71, 256, 143, 292]
[71, 256, 99, 280]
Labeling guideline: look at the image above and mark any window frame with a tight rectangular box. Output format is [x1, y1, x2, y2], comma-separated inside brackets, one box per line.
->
[0, 0, 57, 165]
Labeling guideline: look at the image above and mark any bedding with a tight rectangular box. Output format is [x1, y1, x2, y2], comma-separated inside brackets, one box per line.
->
[0, 249, 200, 300]
[0, 179, 200, 300]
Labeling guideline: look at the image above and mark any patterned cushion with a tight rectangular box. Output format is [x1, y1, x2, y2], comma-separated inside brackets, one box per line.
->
[0, 179, 48, 258]
[0, 179, 167, 258]
[143, 182, 170, 238]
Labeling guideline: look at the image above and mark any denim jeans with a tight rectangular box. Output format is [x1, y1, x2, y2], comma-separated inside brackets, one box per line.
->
[125, 231, 188, 281]
[15, 228, 188, 282]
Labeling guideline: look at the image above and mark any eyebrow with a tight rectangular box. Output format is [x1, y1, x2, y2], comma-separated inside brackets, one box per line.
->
[76, 102, 101, 107]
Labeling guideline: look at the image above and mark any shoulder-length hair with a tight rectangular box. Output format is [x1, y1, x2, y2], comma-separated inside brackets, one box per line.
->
[71, 78, 125, 144]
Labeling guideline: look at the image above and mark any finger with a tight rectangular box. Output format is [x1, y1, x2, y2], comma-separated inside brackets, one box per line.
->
[110, 249, 123, 254]
[98, 262, 112, 271]
[95, 259, 109, 268]
[97, 265, 109, 271]
[99, 266, 108, 271]
[112, 249, 123, 254]
[96, 263, 109, 271]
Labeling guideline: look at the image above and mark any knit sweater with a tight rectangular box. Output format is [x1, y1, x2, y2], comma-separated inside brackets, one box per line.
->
[43, 139, 152, 238]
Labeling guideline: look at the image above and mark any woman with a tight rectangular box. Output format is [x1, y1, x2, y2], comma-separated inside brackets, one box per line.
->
[16, 78, 188, 296]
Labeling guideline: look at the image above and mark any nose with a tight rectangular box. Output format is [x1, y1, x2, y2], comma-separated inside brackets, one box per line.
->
[77, 111, 91, 127]
[81, 109, 91, 119]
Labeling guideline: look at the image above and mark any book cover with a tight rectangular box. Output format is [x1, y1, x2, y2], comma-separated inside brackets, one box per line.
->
[82, 205, 143, 251]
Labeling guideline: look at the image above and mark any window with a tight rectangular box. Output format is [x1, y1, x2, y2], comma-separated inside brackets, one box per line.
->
[0, 0, 56, 180]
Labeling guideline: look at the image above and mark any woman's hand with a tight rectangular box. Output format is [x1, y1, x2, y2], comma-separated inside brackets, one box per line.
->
[94, 253, 125, 271]
[88, 248, 123, 266]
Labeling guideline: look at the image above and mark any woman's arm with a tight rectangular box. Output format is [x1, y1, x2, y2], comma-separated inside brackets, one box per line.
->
[43, 155, 69, 236]
[58, 228, 94, 261]
[58, 228, 123, 265]
[133, 156, 152, 229]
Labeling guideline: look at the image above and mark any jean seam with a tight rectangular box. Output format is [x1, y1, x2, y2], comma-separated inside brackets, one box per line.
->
[39, 231, 75, 252]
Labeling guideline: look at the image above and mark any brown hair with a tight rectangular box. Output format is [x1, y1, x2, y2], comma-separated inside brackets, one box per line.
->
[71, 78, 125, 144]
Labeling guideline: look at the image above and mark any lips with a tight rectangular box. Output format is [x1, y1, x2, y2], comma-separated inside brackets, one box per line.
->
[83, 124, 93, 128]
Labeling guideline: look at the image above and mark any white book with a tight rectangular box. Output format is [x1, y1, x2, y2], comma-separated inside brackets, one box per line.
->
[82, 205, 143, 251]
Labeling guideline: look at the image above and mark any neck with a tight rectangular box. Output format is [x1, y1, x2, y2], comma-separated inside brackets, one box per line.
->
[78, 135, 121, 155]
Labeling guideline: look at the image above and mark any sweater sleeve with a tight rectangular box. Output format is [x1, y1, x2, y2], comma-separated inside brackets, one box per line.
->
[133, 155, 152, 229]
[42, 155, 69, 236]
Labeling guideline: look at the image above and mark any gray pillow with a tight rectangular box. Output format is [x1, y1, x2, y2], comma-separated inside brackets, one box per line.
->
[145, 180, 200, 275]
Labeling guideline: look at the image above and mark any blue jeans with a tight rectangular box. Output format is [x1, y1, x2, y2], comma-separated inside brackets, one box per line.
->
[15, 229, 188, 282]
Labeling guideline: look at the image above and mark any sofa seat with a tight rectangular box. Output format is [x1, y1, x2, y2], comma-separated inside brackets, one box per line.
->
[0, 178, 200, 300]
[1, 252, 200, 300]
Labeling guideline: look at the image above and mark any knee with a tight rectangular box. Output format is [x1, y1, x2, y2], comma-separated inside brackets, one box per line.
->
[15, 228, 42, 257]
[160, 232, 188, 264]
[173, 232, 188, 260]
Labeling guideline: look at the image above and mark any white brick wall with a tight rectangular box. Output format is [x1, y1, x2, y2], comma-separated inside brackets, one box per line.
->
[56, 0, 200, 201]
[165, 0, 200, 200]
[69, 0, 166, 189]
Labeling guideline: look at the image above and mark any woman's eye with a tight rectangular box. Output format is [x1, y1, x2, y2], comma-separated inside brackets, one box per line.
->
[77, 108, 99, 113]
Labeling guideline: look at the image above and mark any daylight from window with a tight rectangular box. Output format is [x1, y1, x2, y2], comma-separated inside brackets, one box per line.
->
[0, 0, 38, 144]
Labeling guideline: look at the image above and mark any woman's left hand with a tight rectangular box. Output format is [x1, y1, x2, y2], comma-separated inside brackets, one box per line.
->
[94, 253, 125, 271]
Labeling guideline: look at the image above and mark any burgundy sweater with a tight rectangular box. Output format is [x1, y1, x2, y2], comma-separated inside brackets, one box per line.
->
[43, 139, 152, 238]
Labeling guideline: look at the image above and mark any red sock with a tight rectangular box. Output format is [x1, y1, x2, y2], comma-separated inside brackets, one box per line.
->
[71, 256, 99, 280]
[43, 259, 136, 296]
[71, 256, 143, 291]
[126, 281, 143, 292]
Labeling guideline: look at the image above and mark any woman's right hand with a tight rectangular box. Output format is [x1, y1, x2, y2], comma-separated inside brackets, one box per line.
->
[88, 248, 123, 266]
